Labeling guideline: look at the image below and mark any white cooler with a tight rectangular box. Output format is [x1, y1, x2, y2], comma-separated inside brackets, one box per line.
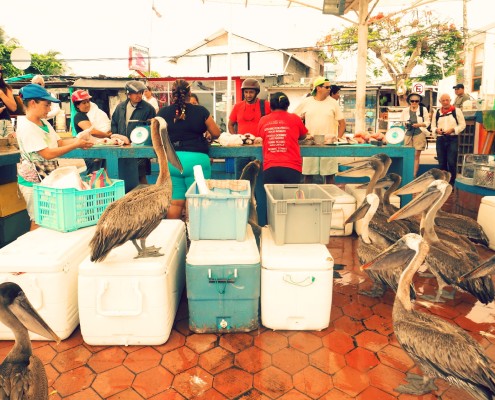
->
[320, 184, 356, 236]
[261, 227, 333, 331]
[0, 226, 96, 340]
[78, 219, 186, 346]
[345, 184, 400, 235]
[477, 196, 495, 251]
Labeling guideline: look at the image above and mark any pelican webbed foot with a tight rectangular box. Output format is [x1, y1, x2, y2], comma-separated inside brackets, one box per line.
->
[132, 239, 164, 259]
[395, 373, 438, 395]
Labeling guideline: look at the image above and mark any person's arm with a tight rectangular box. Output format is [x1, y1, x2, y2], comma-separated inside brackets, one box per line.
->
[206, 116, 221, 140]
[38, 137, 93, 160]
[228, 120, 237, 134]
[0, 88, 17, 112]
[338, 119, 345, 138]
[77, 120, 111, 138]
[453, 109, 466, 134]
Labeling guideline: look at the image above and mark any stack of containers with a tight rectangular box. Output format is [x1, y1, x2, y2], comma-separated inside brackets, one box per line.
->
[261, 184, 335, 330]
[0, 166, 30, 248]
[477, 196, 495, 250]
[185, 179, 261, 333]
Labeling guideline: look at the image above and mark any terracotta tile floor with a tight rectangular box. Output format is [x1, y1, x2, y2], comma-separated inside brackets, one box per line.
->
[2, 228, 493, 399]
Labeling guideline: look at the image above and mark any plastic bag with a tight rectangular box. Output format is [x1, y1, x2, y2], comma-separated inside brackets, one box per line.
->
[88, 168, 113, 189]
[40, 166, 88, 190]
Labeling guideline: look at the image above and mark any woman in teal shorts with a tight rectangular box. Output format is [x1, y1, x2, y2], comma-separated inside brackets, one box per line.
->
[157, 79, 221, 219]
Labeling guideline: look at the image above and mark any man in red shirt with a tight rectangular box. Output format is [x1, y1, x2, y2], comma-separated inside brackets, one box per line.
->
[228, 78, 270, 135]
[227, 78, 270, 177]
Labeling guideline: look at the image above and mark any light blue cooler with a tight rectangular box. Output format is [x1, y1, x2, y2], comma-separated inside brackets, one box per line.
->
[186, 225, 260, 333]
[186, 179, 251, 241]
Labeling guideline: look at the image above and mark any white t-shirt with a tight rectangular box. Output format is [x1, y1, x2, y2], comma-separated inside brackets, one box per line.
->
[293, 96, 344, 137]
[16, 117, 60, 162]
[87, 102, 111, 132]
[143, 96, 159, 112]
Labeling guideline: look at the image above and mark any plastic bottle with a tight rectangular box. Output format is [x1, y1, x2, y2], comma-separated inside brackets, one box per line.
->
[55, 110, 66, 133]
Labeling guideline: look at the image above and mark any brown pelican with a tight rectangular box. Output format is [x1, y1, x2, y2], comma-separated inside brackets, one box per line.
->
[389, 180, 494, 304]
[90, 117, 183, 261]
[362, 234, 495, 399]
[239, 159, 262, 239]
[395, 168, 489, 246]
[0, 282, 61, 399]
[346, 193, 415, 298]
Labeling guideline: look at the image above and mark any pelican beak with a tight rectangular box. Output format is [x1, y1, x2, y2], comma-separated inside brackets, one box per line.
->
[154, 117, 183, 173]
[394, 171, 437, 195]
[10, 291, 61, 343]
[339, 157, 374, 168]
[360, 236, 416, 272]
[458, 255, 495, 282]
[336, 161, 377, 178]
[345, 196, 371, 224]
[361, 233, 424, 273]
[388, 185, 442, 222]
[357, 175, 392, 190]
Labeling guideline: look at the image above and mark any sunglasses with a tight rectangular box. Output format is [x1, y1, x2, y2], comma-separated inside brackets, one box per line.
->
[321, 85, 331, 89]
[409, 100, 420, 103]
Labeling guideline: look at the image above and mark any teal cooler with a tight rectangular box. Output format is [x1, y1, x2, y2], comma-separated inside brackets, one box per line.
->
[186, 225, 260, 333]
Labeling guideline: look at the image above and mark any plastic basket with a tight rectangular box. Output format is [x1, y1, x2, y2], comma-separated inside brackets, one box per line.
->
[264, 184, 334, 245]
[473, 164, 495, 190]
[34, 180, 125, 232]
[186, 179, 250, 241]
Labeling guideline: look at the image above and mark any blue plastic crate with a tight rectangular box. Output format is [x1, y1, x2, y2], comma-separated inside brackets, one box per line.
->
[34, 180, 125, 232]
[186, 179, 250, 241]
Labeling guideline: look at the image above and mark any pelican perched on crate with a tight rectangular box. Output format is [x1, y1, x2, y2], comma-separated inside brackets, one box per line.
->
[90, 117, 183, 262]
[362, 234, 495, 399]
[0, 282, 61, 399]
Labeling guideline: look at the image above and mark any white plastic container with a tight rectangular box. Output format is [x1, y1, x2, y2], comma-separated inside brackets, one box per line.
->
[477, 196, 495, 251]
[345, 184, 400, 235]
[319, 184, 356, 236]
[186, 225, 261, 333]
[78, 220, 186, 345]
[260, 227, 333, 331]
[0, 226, 96, 340]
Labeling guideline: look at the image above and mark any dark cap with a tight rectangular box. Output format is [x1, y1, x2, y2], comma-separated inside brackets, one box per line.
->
[453, 83, 464, 89]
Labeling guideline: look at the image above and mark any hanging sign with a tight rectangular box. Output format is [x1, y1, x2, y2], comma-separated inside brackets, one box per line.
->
[412, 82, 426, 96]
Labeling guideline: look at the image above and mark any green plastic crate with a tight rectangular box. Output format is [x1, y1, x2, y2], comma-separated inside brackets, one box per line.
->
[34, 180, 125, 232]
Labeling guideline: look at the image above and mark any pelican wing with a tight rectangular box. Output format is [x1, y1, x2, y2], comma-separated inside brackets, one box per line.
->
[395, 308, 495, 397]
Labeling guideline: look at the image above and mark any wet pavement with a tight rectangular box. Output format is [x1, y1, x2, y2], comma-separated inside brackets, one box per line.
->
[5, 216, 494, 399]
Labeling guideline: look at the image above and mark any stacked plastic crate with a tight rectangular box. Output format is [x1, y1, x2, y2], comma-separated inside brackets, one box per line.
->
[261, 184, 335, 331]
[185, 179, 261, 333]
[0, 164, 30, 248]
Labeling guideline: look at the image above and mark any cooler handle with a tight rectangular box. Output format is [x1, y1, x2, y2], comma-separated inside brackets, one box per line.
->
[283, 274, 315, 287]
[96, 280, 143, 317]
[208, 269, 237, 295]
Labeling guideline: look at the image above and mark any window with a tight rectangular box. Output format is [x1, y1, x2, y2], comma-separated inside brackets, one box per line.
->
[472, 44, 484, 92]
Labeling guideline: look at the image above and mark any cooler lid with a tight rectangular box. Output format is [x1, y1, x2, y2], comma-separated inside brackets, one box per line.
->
[79, 220, 186, 276]
[186, 225, 260, 265]
[319, 184, 356, 204]
[481, 196, 495, 207]
[261, 227, 334, 271]
[0, 226, 96, 273]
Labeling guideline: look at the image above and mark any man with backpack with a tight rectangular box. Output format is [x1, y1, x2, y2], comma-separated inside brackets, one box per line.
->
[431, 93, 466, 184]
[400, 93, 430, 177]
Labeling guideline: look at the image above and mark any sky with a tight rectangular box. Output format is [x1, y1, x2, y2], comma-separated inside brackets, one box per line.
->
[0, 0, 492, 78]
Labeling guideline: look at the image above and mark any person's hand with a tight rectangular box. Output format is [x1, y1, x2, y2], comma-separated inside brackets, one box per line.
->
[76, 137, 94, 149]
[412, 123, 420, 128]
[111, 134, 130, 145]
[0, 106, 5, 114]
[436, 128, 443, 134]
[203, 132, 212, 143]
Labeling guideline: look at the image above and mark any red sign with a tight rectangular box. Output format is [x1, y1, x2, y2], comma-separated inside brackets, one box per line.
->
[128, 45, 149, 72]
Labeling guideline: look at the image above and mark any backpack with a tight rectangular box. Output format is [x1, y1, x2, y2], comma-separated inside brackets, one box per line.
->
[435, 108, 458, 125]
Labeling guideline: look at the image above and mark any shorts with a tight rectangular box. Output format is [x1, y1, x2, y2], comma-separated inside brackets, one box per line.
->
[18, 184, 35, 221]
[169, 151, 211, 200]
[302, 157, 338, 176]
[404, 132, 427, 151]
